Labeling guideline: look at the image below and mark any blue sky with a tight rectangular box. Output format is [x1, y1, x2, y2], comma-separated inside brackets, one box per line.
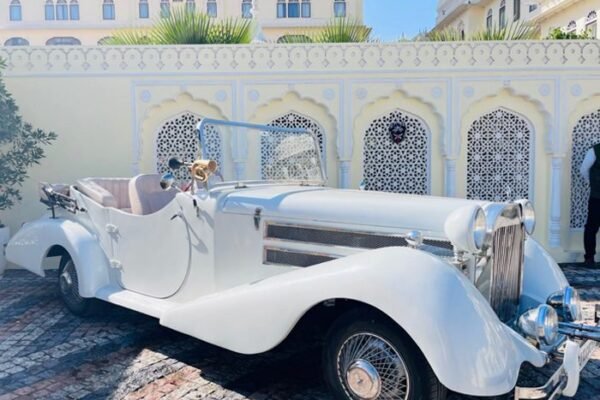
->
[364, 0, 438, 41]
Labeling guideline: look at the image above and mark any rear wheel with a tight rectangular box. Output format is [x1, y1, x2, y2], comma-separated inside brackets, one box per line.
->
[58, 255, 96, 316]
[323, 308, 446, 400]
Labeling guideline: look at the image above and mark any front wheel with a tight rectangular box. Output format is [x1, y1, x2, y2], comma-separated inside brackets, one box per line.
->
[323, 308, 446, 400]
[58, 255, 97, 316]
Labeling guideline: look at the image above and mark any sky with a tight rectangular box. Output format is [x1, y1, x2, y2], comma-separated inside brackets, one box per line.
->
[364, 0, 438, 41]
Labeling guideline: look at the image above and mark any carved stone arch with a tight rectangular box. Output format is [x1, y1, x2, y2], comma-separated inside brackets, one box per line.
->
[568, 96, 600, 229]
[352, 90, 443, 194]
[465, 107, 533, 202]
[249, 91, 338, 186]
[138, 92, 228, 178]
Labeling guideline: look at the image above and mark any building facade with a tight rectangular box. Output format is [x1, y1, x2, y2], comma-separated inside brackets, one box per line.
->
[0, 0, 364, 46]
[435, 0, 600, 39]
[1, 41, 600, 263]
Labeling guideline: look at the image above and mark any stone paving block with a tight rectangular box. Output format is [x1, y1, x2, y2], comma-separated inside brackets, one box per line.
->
[0, 267, 599, 399]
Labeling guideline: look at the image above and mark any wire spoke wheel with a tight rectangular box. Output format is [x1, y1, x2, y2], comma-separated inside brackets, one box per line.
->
[59, 259, 83, 309]
[337, 332, 410, 400]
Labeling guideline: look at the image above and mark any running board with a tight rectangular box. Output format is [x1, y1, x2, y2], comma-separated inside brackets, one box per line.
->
[95, 285, 174, 319]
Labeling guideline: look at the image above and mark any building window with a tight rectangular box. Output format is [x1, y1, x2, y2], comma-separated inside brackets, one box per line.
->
[301, 0, 310, 18]
[56, 0, 68, 20]
[9, 0, 21, 21]
[160, 0, 170, 18]
[46, 36, 81, 45]
[69, 0, 79, 20]
[242, 0, 252, 18]
[288, 0, 299, 18]
[207, 0, 217, 17]
[486, 9, 493, 30]
[334, 0, 346, 17]
[45, 0, 55, 20]
[103, 0, 115, 20]
[277, 0, 286, 18]
[186, 0, 195, 13]
[566, 20, 577, 33]
[139, 0, 149, 18]
[513, 0, 520, 21]
[4, 37, 29, 46]
[499, 0, 506, 28]
[586, 11, 597, 37]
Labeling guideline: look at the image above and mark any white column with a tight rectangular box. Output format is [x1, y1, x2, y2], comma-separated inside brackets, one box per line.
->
[338, 161, 351, 189]
[234, 161, 245, 181]
[444, 158, 457, 197]
[548, 156, 563, 248]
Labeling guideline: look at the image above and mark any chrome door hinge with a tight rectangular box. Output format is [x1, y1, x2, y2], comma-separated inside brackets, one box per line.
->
[254, 208, 262, 230]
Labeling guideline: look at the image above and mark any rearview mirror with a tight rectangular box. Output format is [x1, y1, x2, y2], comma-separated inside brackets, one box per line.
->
[160, 173, 176, 191]
[168, 157, 186, 170]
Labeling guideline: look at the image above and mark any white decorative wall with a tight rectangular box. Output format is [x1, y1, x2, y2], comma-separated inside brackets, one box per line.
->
[1, 41, 600, 262]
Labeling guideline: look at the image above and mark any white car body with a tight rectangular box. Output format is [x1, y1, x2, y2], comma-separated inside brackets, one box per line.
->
[6, 120, 599, 399]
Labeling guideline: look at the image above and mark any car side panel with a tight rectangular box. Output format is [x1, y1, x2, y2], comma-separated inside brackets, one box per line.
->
[6, 218, 111, 297]
[161, 247, 545, 397]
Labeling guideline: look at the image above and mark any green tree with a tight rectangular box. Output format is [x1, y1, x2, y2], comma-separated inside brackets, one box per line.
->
[545, 27, 593, 40]
[0, 58, 57, 227]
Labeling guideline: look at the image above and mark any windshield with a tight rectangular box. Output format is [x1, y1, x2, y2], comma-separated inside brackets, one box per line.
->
[197, 119, 326, 188]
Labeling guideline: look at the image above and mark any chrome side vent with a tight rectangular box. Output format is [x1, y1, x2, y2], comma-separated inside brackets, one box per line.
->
[490, 224, 525, 322]
[264, 248, 335, 268]
[266, 224, 408, 249]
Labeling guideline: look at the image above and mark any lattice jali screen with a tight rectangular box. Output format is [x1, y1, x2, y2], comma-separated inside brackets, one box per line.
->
[466, 109, 532, 202]
[155, 112, 223, 181]
[570, 109, 600, 229]
[362, 110, 430, 194]
[262, 112, 325, 180]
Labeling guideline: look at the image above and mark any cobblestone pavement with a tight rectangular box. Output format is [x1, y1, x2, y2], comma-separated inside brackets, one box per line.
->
[0, 265, 598, 400]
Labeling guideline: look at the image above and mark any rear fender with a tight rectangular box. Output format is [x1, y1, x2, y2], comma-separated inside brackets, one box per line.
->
[162, 247, 545, 396]
[6, 218, 110, 297]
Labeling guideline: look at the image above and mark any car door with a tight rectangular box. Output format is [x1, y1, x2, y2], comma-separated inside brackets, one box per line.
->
[108, 196, 191, 299]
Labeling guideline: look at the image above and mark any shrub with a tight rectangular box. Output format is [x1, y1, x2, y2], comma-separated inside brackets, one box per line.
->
[545, 27, 593, 40]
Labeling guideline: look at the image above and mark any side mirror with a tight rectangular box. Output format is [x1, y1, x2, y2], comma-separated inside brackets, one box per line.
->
[168, 157, 186, 170]
[160, 173, 176, 191]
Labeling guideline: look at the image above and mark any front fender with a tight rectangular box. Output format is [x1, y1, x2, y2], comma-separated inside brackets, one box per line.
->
[6, 217, 110, 297]
[162, 247, 545, 396]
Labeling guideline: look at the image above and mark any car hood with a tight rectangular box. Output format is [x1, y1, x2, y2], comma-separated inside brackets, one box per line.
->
[219, 185, 488, 237]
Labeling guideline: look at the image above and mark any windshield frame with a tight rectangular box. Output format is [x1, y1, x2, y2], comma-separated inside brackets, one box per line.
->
[197, 118, 327, 188]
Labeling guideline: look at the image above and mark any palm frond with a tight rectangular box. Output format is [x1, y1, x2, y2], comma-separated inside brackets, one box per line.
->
[152, 8, 213, 45]
[277, 34, 313, 44]
[209, 18, 255, 44]
[105, 30, 154, 45]
[313, 18, 373, 43]
[471, 22, 539, 40]
[424, 28, 463, 42]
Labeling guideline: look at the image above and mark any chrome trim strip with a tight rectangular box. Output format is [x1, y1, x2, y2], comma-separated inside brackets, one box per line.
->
[263, 246, 337, 267]
[515, 339, 598, 400]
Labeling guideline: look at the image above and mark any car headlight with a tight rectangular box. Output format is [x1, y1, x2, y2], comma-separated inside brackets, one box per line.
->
[444, 205, 487, 253]
[515, 199, 536, 235]
[518, 304, 559, 346]
[547, 286, 583, 322]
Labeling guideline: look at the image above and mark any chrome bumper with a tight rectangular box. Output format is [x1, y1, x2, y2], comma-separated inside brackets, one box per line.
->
[514, 337, 598, 400]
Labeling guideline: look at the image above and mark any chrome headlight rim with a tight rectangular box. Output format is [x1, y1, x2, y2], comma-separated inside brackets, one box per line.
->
[444, 205, 488, 253]
[515, 199, 536, 235]
[547, 286, 583, 322]
[473, 208, 487, 251]
[518, 304, 559, 347]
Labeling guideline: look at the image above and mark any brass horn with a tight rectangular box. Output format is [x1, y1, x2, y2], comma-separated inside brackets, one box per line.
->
[191, 160, 218, 183]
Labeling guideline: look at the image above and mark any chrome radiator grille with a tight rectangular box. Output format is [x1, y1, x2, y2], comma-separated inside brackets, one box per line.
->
[490, 223, 525, 322]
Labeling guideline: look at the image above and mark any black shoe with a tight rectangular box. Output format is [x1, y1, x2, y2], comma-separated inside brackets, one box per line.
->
[584, 257, 595, 267]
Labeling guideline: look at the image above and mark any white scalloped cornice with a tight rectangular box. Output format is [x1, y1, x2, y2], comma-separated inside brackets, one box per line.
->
[1, 41, 600, 76]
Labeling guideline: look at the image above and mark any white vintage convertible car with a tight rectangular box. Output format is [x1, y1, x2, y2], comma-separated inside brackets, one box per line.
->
[6, 119, 600, 400]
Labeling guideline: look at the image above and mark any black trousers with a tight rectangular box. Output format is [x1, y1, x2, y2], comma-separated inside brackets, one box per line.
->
[584, 196, 600, 259]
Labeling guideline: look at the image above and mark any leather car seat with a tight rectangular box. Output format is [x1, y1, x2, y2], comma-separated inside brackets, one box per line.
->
[129, 174, 177, 215]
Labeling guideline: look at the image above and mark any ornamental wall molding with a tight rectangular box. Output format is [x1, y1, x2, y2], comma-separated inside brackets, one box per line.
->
[247, 91, 339, 181]
[136, 92, 228, 174]
[353, 89, 444, 159]
[458, 87, 553, 156]
[1, 41, 600, 76]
